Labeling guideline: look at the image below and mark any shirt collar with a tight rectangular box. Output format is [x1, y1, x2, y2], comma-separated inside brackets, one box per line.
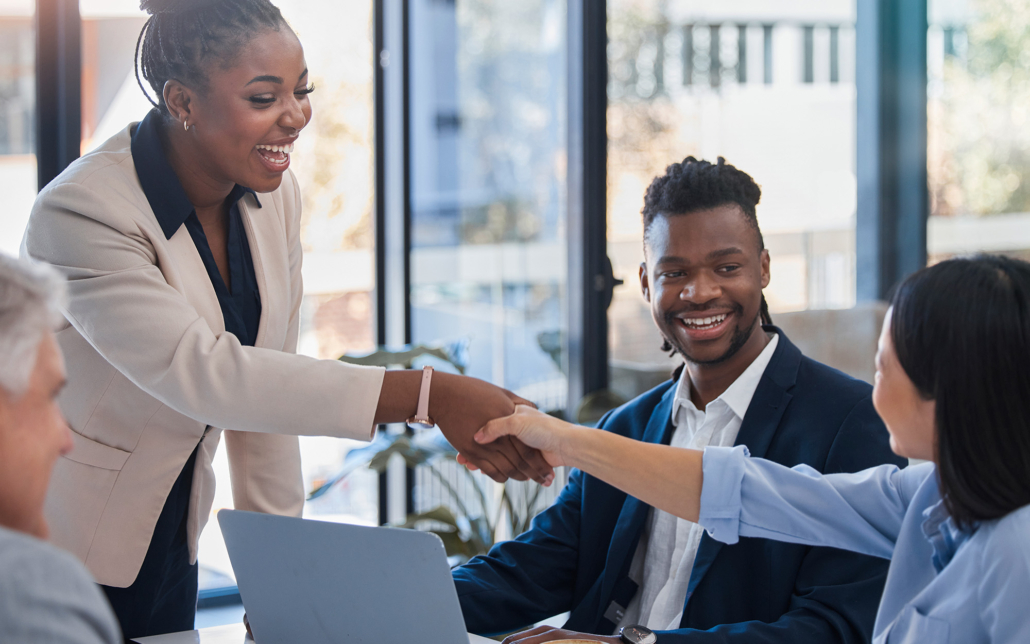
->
[671, 332, 780, 425]
[131, 109, 261, 241]
[921, 499, 977, 573]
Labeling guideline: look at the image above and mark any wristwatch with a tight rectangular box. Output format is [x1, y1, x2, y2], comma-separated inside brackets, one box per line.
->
[406, 365, 436, 429]
[619, 625, 657, 644]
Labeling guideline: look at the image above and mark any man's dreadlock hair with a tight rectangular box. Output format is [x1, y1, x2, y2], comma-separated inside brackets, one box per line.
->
[642, 156, 772, 355]
[135, 0, 288, 116]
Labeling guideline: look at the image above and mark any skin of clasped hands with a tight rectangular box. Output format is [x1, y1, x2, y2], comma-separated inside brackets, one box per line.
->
[429, 373, 556, 486]
[461, 404, 574, 471]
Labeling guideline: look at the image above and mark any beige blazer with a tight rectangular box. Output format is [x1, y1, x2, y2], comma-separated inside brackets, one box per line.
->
[22, 123, 385, 588]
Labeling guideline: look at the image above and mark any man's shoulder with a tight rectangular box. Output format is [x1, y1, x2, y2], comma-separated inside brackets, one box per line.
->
[776, 339, 904, 469]
[793, 352, 873, 403]
[775, 344, 886, 439]
[0, 526, 121, 643]
[0, 525, 96, 592]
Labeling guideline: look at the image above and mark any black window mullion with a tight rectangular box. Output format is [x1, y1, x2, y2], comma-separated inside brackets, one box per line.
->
[856, 0, 928, 300]
[374, 0, 413, 526]
[567, 0, 610, 416]
[35, 0, 81, 190]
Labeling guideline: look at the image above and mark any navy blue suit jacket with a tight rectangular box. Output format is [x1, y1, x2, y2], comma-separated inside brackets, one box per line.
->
[454, 329, 906, 643]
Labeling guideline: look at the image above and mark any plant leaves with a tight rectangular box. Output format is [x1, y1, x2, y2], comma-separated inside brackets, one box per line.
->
[396, 506, 460, 531]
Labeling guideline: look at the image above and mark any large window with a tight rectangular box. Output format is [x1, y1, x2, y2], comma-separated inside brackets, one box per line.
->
[0, 1, 35, 256]
[409, 0, 569, 412]
[280, 0, 379, 526]
[927, 0, 1030, 260]
[405, 0, 572, 538]
[607, 0, 858, 366]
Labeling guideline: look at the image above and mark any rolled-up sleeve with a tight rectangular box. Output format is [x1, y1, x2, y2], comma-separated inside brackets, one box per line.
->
[699, 446, 929, 560]
[698, 445, 750, 544]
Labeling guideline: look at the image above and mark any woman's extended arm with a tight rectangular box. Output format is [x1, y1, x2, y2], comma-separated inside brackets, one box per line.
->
[476, 406, 705, 520]
[25, 172, 551, 483]
[477, 406, 924, 558]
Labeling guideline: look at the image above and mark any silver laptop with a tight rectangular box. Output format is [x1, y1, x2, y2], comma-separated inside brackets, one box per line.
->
[218, 509, 495, 644]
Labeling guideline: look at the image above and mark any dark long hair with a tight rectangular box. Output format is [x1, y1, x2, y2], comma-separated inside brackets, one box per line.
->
[135, 0, 287, 115]
[890, 254, 1030, 527]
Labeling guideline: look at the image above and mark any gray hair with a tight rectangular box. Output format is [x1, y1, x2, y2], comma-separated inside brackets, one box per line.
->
[0, 254, 66, 397]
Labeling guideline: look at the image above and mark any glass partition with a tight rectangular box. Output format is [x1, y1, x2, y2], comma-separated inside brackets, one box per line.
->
[0, 0, 36, 256]
[406, 0, 570, 539]
[408, 0, 569, 412]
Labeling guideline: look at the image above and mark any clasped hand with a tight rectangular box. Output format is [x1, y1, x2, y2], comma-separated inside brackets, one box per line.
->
[430, 375, 556, 485]
[457, 404, 576, 473]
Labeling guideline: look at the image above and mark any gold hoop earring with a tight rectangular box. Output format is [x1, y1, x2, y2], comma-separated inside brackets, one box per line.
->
[183, 119, 189, 132]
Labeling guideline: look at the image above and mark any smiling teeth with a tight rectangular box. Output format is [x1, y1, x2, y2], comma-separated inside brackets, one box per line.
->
[256, 143, 295, 154]
[682, 314, 727, 328]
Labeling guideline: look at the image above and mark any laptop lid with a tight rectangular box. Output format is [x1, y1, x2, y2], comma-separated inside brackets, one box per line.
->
[218, 509, 485, 644]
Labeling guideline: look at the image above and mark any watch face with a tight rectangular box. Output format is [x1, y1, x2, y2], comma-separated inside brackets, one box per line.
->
[621, 625, 657, 644]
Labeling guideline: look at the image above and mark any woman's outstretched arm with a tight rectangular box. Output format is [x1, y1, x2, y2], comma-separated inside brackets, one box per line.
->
[476, 406, 924, 558]
[475, 405, 705, 521]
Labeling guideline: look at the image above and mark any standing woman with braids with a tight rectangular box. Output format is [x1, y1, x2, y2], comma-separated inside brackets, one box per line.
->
[21, 0, 552, 638]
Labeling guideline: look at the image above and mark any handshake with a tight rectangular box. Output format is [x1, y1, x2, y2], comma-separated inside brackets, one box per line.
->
[383, 368, 556, 484]
[421, 370, 556, 486]
[378, 368, 573, 485]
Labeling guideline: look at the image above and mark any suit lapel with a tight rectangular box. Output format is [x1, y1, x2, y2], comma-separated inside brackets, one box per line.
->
[591, 386, 677, 627]
[682, 328, 802, 612]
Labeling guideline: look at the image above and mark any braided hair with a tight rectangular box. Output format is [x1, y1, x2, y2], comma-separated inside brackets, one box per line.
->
[135, 0, 288, 116]
[642, 156, 772, 337]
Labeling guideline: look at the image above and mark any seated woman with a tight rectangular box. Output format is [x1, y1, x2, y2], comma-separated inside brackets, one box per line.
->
[475, 254, 1030, 644]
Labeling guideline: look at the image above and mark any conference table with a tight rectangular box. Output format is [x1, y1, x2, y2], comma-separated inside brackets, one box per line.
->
[133, 623, 497, 643]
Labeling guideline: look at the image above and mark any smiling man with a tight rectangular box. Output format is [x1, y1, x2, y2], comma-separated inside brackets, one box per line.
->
[454, 157, 907, 644]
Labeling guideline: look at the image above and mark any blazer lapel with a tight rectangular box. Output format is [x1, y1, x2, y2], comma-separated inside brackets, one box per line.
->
[682, 328, 801, 612]
[165, 225, 225, 336]
[239, 193, 286, 349]
[592, 386, 677, 628]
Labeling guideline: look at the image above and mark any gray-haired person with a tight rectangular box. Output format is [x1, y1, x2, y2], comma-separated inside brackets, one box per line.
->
[0, 254, 121, 643]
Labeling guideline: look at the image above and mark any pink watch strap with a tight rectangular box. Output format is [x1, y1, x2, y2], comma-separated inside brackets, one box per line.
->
[415, 365, 434, 420]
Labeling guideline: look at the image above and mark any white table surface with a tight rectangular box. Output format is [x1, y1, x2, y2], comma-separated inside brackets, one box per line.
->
[134, 624, 496, 643]
[133, 623, 251, 644]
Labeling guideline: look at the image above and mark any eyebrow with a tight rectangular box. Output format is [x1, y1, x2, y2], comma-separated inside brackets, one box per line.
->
[655, 247, 745, 265]
[245, 69, 309, 87]
[246, 75, 284, 86]
[706, 247, 745, 261]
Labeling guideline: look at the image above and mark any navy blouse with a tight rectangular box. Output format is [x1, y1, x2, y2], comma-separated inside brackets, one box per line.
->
[131, 109, 262, 347]
[126, 109, 264, 568]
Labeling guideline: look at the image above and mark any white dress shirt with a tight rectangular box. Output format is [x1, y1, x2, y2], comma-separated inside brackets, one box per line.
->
[617, 334, 779, 632]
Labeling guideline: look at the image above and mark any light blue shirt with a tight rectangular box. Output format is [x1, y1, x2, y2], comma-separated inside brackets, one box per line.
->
[698, 445, 1030, 644]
